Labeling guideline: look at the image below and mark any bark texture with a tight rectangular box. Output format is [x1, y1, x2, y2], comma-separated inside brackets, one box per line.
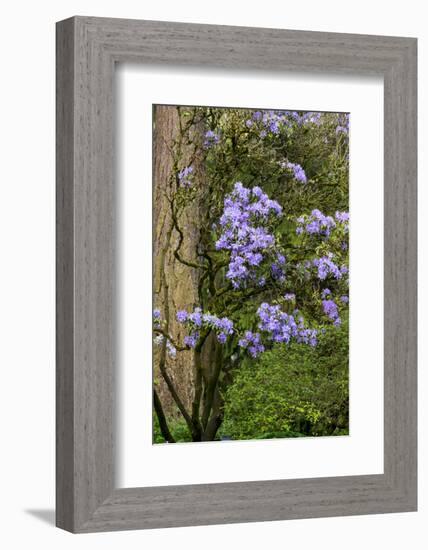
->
[153, 105, 203, 417]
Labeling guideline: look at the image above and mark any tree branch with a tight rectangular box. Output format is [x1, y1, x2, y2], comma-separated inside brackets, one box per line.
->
[190, 348, 204, 441]
[201, 342, 223, 430]
[153, 388, 175, 443]
[158, 338, 194, 432]
[170, 201, 207, 270]
[153, 328, 187, 352]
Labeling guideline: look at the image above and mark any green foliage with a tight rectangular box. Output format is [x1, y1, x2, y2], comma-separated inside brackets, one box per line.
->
[153, 414, 193, 444]
[199, 108, 350, 322]
[220, 319, 349, 440]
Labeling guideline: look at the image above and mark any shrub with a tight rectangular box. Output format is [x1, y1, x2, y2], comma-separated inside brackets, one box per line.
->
[220, 319, 349, 440]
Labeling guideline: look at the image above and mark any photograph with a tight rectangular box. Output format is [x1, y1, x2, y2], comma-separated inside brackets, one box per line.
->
[152, 104, 350, 444]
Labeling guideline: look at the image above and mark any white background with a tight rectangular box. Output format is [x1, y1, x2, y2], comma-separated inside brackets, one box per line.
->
[118, 67, 384, 487]
[0, 1, 425, 549]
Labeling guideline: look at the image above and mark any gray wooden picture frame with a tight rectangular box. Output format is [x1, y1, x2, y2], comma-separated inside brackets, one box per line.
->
[56, 16, 417, 533]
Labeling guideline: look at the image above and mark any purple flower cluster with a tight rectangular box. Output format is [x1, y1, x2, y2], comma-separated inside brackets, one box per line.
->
[176, 310, 188, 323]
[184, 332, 199, 349]
[335, 211, 350, 232]
[296, 210, 349, 240]
[257, 303, 318, 347]
[321, 288, 331, 298]
[320, 289, 348, 326]
[322, 298, 341, 326]
[284, 293, 296, 301]
[203, 129, 220, 148]
[215, 182, 283, 288]
[270, 252, 286, 283]
[297, 327, 319, 346]
[247, 109, 322, 138]
[281, 161, 307, 184]
[153, 308, 161, 328]
[238, 331, 265, 357]
[176, 308, 234, 347]
[287, 111, 322, 126]
[178, 165, 194, 188]
[249, 111, 282, 136]
[296, 209, 336, 237]
[336, 113, 350, 136]
[313, 253, 344, 280]
[153, 334, 177, 358]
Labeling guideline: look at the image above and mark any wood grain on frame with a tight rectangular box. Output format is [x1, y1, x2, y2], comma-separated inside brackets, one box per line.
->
[56, 16, 417, 532]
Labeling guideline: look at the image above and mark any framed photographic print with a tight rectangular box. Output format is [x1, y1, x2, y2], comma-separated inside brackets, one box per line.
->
[56, 17, 417, 532]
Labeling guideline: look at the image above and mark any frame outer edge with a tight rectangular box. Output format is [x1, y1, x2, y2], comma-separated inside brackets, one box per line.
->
[55, 16, 418, 533]
[384, 38, 417, 508]
[56, 16, 76, 532]
[72, 15, 116, 532]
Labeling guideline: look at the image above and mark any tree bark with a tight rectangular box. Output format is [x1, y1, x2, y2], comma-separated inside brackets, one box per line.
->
[153, 105, 204, 418]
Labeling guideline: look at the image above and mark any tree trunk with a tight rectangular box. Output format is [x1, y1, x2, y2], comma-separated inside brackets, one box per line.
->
[153, 105, 203, 418]
[153, 106, 227, 442]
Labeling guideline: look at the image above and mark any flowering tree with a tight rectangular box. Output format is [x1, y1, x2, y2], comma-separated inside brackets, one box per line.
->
[153, 106, 349, 442]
